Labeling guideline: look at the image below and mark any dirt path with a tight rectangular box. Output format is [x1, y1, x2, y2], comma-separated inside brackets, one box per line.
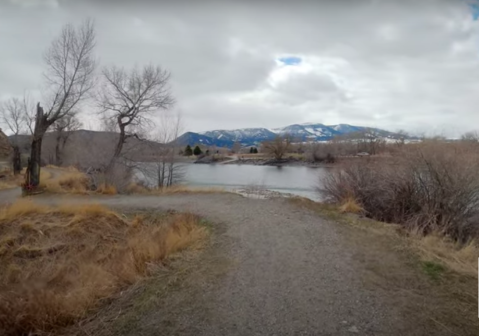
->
[0, 192, 469, 335]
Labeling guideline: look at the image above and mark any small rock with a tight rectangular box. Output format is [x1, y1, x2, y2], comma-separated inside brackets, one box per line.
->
[341, 320, 348, 325]
[348, 325, 359, 333]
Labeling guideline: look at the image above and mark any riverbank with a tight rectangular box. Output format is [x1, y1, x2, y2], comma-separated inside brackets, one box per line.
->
[196, 156, 333, 168]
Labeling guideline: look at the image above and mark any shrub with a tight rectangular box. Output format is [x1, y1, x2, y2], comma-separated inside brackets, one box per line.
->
[323, 141, 479, 241]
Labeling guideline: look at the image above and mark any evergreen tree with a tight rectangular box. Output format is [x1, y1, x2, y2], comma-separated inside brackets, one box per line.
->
[193, 145, 202, 155]
[205, 149, 210, 156]
[253, 148, 258, 154]
[250, 147, 254, 153]
[184, 145, 193, 156]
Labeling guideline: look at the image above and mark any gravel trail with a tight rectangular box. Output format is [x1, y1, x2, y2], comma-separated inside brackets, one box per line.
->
[0, 192, 443, 335]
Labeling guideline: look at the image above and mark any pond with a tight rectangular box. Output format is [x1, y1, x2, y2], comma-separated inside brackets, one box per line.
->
[173, 164, 330, 201]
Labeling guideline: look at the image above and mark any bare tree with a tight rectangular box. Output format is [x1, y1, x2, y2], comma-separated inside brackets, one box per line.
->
[28, 19, 96, 188]
[461, 131, 479, 143]
[262, 134, 292, 160]
[97, 64, 174, 168]
[52, 114, 82, 166]
[231, 141, 241, 154]
[140, 111, 184, 188]
[0, 96, 34, 174]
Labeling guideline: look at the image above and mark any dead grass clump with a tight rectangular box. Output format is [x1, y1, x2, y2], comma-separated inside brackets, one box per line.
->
[125, 182, 150, 194]
[42, 171, 89, 194]
[0, 200, 207, 336]
[97, 183, 118, 195]
[338, 197, 364, 214]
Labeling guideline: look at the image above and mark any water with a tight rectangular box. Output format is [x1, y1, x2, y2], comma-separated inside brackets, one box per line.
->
[179, 164, 329, 201]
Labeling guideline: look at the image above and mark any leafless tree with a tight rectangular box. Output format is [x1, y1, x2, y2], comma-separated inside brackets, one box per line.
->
[97, 64, 174, 168]
[140, 111, 184, 188]
[262, 134, 292, 160]
[231, 141, 241, 154]
[0, 96, 34, 174]
[52, 114, 82, 166]
[28, 19, 96, 188]
[461, 131, 479, 143]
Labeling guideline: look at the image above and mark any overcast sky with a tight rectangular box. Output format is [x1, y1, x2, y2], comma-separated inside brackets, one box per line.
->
[1, 0, 478, 137]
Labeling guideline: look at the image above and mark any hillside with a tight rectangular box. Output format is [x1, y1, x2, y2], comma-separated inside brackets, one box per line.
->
[0, 129, 11, 159]
[10, 130, 163, 169]
[177, 123, 407, 147]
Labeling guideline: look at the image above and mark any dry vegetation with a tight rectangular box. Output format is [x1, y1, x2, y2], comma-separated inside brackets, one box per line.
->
[0, 168, 22, 190]
[321, 140, 479, 278]
[324, 141, 479, 241]
[0, 200, 207, 336]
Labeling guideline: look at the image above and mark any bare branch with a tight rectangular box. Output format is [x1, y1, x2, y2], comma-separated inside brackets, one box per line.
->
[97, 63, 174, 162]
[43, 18, 96, 124]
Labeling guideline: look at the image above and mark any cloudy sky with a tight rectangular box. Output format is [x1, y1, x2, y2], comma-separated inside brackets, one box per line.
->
[1, 0, 478, 137]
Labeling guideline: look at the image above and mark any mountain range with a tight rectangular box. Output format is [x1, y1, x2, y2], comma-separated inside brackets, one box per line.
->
[177, 123, 403, 148]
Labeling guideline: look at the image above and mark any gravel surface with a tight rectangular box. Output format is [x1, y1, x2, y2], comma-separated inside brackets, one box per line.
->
[0, 192, 444, 335]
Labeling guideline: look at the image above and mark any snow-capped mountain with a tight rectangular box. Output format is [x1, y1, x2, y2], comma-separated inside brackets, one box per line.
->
[176, 123, 405, 147]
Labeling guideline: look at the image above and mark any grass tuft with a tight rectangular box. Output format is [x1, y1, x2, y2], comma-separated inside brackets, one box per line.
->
[421, 261, 446, 281]
[338, 197, 364, 214]
[97, 183, 118, 195]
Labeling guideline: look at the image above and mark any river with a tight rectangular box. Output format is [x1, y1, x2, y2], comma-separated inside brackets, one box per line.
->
[174, 164, 329, 201]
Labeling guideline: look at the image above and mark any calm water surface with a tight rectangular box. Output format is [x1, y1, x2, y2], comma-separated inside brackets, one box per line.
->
[180, 164, 329, 201]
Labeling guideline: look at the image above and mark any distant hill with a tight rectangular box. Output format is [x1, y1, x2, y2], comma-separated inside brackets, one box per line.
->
[177, 123, 408, 148]
[9, 130, 163, 169]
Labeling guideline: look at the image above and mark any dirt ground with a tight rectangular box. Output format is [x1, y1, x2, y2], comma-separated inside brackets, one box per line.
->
[0, 191, 477, 336]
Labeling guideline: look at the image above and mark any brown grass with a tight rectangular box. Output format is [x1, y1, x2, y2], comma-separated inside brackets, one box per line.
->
[338, 197, 364, 214]
[41, 171, 89, 194]
[97, 183, 118, 195]
[411, 233, 478, 278]
[0, 200, 207, 336]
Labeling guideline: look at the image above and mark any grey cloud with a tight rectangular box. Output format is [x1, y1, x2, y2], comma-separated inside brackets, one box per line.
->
[0, 0, 478, 136]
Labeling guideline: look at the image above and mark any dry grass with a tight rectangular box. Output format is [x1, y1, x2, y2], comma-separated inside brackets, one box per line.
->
[0, 200, 207, 336]
[411, 233, 479, 278]
[96, 183, 118, 195]
[41, 171, 89, 194]
[0, 167, 23, 190]
[338, 197, 364, 214]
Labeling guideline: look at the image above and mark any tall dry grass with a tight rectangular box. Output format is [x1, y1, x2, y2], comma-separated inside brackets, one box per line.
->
[40, 171, 90, 194]
[0, 200, 207, 336]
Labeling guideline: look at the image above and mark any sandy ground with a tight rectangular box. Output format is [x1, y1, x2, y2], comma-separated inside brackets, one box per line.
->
[0, 190, 474, 335]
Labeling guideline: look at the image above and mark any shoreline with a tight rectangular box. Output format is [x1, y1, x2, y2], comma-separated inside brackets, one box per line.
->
[196, 157, 335, 168]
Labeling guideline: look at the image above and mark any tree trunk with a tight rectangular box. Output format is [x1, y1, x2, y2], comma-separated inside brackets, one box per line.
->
[28, 103, 49, 189]
[12, 145, 22, 175]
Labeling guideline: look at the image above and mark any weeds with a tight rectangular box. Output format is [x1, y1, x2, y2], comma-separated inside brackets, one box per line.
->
[0, 200, 207, 336]
[421, 261, 445, 281]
